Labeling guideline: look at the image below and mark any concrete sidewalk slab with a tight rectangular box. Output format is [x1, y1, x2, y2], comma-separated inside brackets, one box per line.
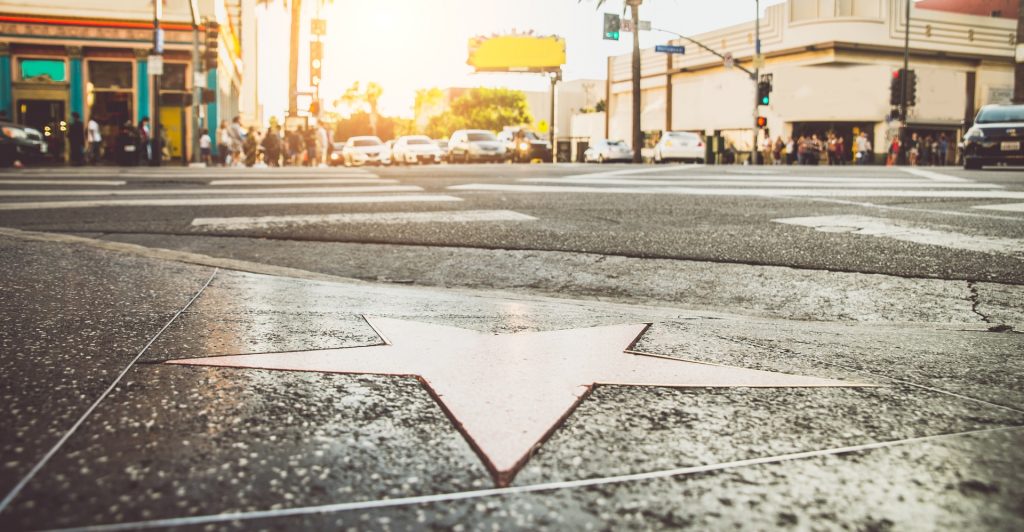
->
[0, 234, 1021, 530]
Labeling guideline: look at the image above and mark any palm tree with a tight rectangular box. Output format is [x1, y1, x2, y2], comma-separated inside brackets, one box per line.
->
[585, 0, 643, 163]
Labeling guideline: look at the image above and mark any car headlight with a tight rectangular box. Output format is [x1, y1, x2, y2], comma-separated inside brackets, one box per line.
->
[330, 152, 339, 159]
[965, 127, 984, 141]
[665, 140, 673, 147]
[518, 142, 530, 150]
[2, 127, 27, 139]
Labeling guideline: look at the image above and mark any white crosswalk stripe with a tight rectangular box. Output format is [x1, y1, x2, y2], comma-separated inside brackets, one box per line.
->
[192, 210, 535, 230]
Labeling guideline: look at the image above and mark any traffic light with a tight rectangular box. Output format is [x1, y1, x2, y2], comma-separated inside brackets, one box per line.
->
[756, 116, 767, 128]
[757, 80, 772, 105]
[603, 13, 620, 41]
[309, 40, 323, 87]
[203, 21, 219, 71]
[309, 100, 320, 116]
[905, 69, 917, 106]
[201, 88, 215, 104]
[890, 68, 917, 106]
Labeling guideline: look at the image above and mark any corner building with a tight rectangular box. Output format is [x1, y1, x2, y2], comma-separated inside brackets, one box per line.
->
[0, 0, 246, 163]
[605, 0, 1017, 161]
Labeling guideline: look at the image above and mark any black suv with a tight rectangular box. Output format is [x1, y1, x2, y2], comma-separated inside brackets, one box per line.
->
[962, 104, 1024, 169]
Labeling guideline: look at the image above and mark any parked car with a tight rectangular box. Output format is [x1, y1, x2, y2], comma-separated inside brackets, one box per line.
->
[653, 131, 705, 163]
[583, 139, 633, 163]
[962, 104, 1024, 169]
[22, 127, 48, 161]
[497, 127, 552, 163]
[434, 139, 449, 161]
[329, 141, 346, 166]
[392, 135, 443, 165]
[341, 136, 391, 167]
[447, 129, 506, 163]
[0, 121, 38, 167]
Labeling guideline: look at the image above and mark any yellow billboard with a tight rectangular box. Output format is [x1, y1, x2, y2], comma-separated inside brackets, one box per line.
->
[468, 34, 566, 73]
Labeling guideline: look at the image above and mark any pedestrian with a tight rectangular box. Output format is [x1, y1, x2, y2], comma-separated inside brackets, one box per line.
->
[136, 117, 151, 164]
[115, 120, 139, 166]
[200, 128, 212, 165]
[887, 137, 901, 166]
[826, 133, 838, 165]
[785, 137, 795, 165]
[304, 127, 318, 166]
[217, 120, 231, 166]
[317, 123, 330, 166]
[855, 131, 872, 165]
[938, 133, 949, 166]
[287, 128, 302, 166]
[773, 136, 784, 165]
[229, 116, 245, 166]
[67, 112, 85, 166]
[243, 126, 258, 167]
[87, 115, 103, 164]
[261, 126, 281, 167]
[907, 132, 920, 166]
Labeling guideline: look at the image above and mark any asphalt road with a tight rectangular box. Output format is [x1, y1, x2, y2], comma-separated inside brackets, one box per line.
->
[0, 162, 1022, 284]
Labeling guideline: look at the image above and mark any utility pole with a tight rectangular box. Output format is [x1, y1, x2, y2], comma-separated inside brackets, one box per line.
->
[751, 0, 760, 165]
[189, 0, 201, 165]
[288, 0, 302, 119]
[899, 0, 912, 165]
[1014, 0, 1024, 103]
[628, 0, 642, 163]
[550, 70, 560, 162]
[151, 0, 162, 166]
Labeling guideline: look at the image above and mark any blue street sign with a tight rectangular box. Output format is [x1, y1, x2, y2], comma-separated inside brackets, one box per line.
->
[655, 45, 685, 54]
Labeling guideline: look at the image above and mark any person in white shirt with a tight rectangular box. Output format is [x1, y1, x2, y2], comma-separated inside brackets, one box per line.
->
[87, 117, 102, 164]
[316, 124, 330, 166]
[199, 128, 212, 165]
[855, 132, 872, 165]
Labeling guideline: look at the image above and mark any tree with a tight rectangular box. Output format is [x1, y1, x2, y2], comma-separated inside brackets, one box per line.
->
[335, 81, 385, 136]
[414, 88, 445, 132]
[584, 0, 643, 162]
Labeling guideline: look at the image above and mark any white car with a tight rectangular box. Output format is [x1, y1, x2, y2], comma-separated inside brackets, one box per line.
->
[342, 136, 391, 166]
[584, 139, 633, 163]
[653, 131, 705, 163]
[447, 129, 506, 163]
[392, 135, 443, 165]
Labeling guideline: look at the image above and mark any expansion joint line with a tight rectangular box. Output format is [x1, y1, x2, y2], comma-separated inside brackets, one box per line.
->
[0, 268, 220, 515]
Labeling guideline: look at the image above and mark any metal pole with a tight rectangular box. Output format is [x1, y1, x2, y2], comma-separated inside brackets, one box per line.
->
[151, 0, 162, 166]
[1015, 0, 1024, 103]
[549, 72, 557, 162]
[899, 0, 911, 165]
[629, 0, 642, 163]
[751, 0, 759, 166]
[190, 1, 201, 165]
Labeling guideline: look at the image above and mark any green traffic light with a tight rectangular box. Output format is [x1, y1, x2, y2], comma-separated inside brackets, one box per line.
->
[606, 31, 619, 40]
[760, 96, 769, 105]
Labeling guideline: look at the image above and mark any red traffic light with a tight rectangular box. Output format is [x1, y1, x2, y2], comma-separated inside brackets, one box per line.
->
[756, 116, 767, 128]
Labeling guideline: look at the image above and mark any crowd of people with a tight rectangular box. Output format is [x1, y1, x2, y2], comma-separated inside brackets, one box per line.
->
[211, 118, 334, 167]
[885, 132, 952, 167]
[65, 113, 169, 166]
[751, 130, 951, 166]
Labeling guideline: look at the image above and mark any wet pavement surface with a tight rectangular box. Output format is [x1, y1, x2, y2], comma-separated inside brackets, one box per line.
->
[1, 232, 1022, 530]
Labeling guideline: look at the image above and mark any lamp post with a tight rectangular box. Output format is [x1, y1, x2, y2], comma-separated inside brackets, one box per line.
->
[151, 0, 162, 166]
[751, 0, 760, 166]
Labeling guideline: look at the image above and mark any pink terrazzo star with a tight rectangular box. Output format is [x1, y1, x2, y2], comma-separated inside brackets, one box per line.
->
[167, 317, 861, 485]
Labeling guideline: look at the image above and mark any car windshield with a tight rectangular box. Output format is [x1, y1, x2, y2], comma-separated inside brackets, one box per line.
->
[668, 132, 697, 140]
[976, 106, 1024, 124]
[468, 132, 497, 142]
[609, 141, 627, 147]
[408, 138, 431, 145]
[353, 139, 381, 147]
[436, 140, 448, 147]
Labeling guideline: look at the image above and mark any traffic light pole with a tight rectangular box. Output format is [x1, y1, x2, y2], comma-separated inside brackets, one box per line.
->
[151, 1, 162, 167]
[900, 0, 911, 164]
[189, 0, 201, 165]
[751, 0, 760, 166]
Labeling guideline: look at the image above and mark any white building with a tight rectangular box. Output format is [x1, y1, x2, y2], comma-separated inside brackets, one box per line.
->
[606, 0, 1017, 160]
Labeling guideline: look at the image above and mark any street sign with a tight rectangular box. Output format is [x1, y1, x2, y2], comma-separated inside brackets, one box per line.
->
[723, 52, 734, 69]
[147, 55, 163, 76]
[655, 45, 685, 54]
[753, 54, 765, 69]
[155, 28, 165, 53]
[311, 18, 326, 36]
[193, 72, 206, 88]
[620, 19, 650, 32]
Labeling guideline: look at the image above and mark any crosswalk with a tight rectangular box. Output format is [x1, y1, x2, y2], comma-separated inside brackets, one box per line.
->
[447, 166, 1024, 206]
[0, 167, 535, 230]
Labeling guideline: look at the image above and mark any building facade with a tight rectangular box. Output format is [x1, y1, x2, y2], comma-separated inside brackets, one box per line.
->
[606, 0, 1017, 160]
[0, 0, 246, 163]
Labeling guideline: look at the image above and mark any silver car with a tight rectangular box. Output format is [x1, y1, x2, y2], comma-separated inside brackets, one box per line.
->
[584, 139, 633, 163]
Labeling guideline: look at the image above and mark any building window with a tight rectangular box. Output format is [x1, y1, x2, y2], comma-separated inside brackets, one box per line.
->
[160, 63, 188, 91]
[88, 61, 133, 90]
[19, 58, 66, 82]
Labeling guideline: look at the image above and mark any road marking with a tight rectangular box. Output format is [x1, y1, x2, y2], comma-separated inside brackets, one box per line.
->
[192, 209, 536, 229]
[900, 167, 969, 182]
[207, 178, 392, 186]
[0, 185, 421, 197]
[568, 164, 704, 179]
[0, 194, 463, 211]
[448, 183, 1024, 199]
[779, 197, 1023, 221]
[773, 214, 1024, 256]
[973, 202, 1024, 213]
[0, 179, 126, 186]
[548, 174, 973, 184]
[521, 177, 1000, 189]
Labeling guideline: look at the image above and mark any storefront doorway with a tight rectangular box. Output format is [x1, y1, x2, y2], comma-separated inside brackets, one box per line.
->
[87, 60, 135, 163]
[17, 98, 66, 160]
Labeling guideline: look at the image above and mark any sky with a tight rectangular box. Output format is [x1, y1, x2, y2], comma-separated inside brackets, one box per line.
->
[257, 0, 786, 120]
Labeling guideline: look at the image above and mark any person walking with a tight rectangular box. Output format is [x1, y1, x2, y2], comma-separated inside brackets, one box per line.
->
[199, 128, 212, 166]
[229, 116, 245, 166]
[67, 112, 85, 166]
[317, 123, 330, 166]
[855, 132, 872, 165]
[136, 117, 151, 165]
[261, 126, 281, 167]
[87, 115, 102, 164]
[217, 120, 231, 166]
[243, 126, 259, 167]
[938, 133, 949, 166]
[907, 132, 920, 166]
[773, 136, 784, 166]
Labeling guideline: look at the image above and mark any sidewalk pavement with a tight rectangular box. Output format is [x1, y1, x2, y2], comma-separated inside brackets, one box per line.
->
[0, 231, 1022, 530]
